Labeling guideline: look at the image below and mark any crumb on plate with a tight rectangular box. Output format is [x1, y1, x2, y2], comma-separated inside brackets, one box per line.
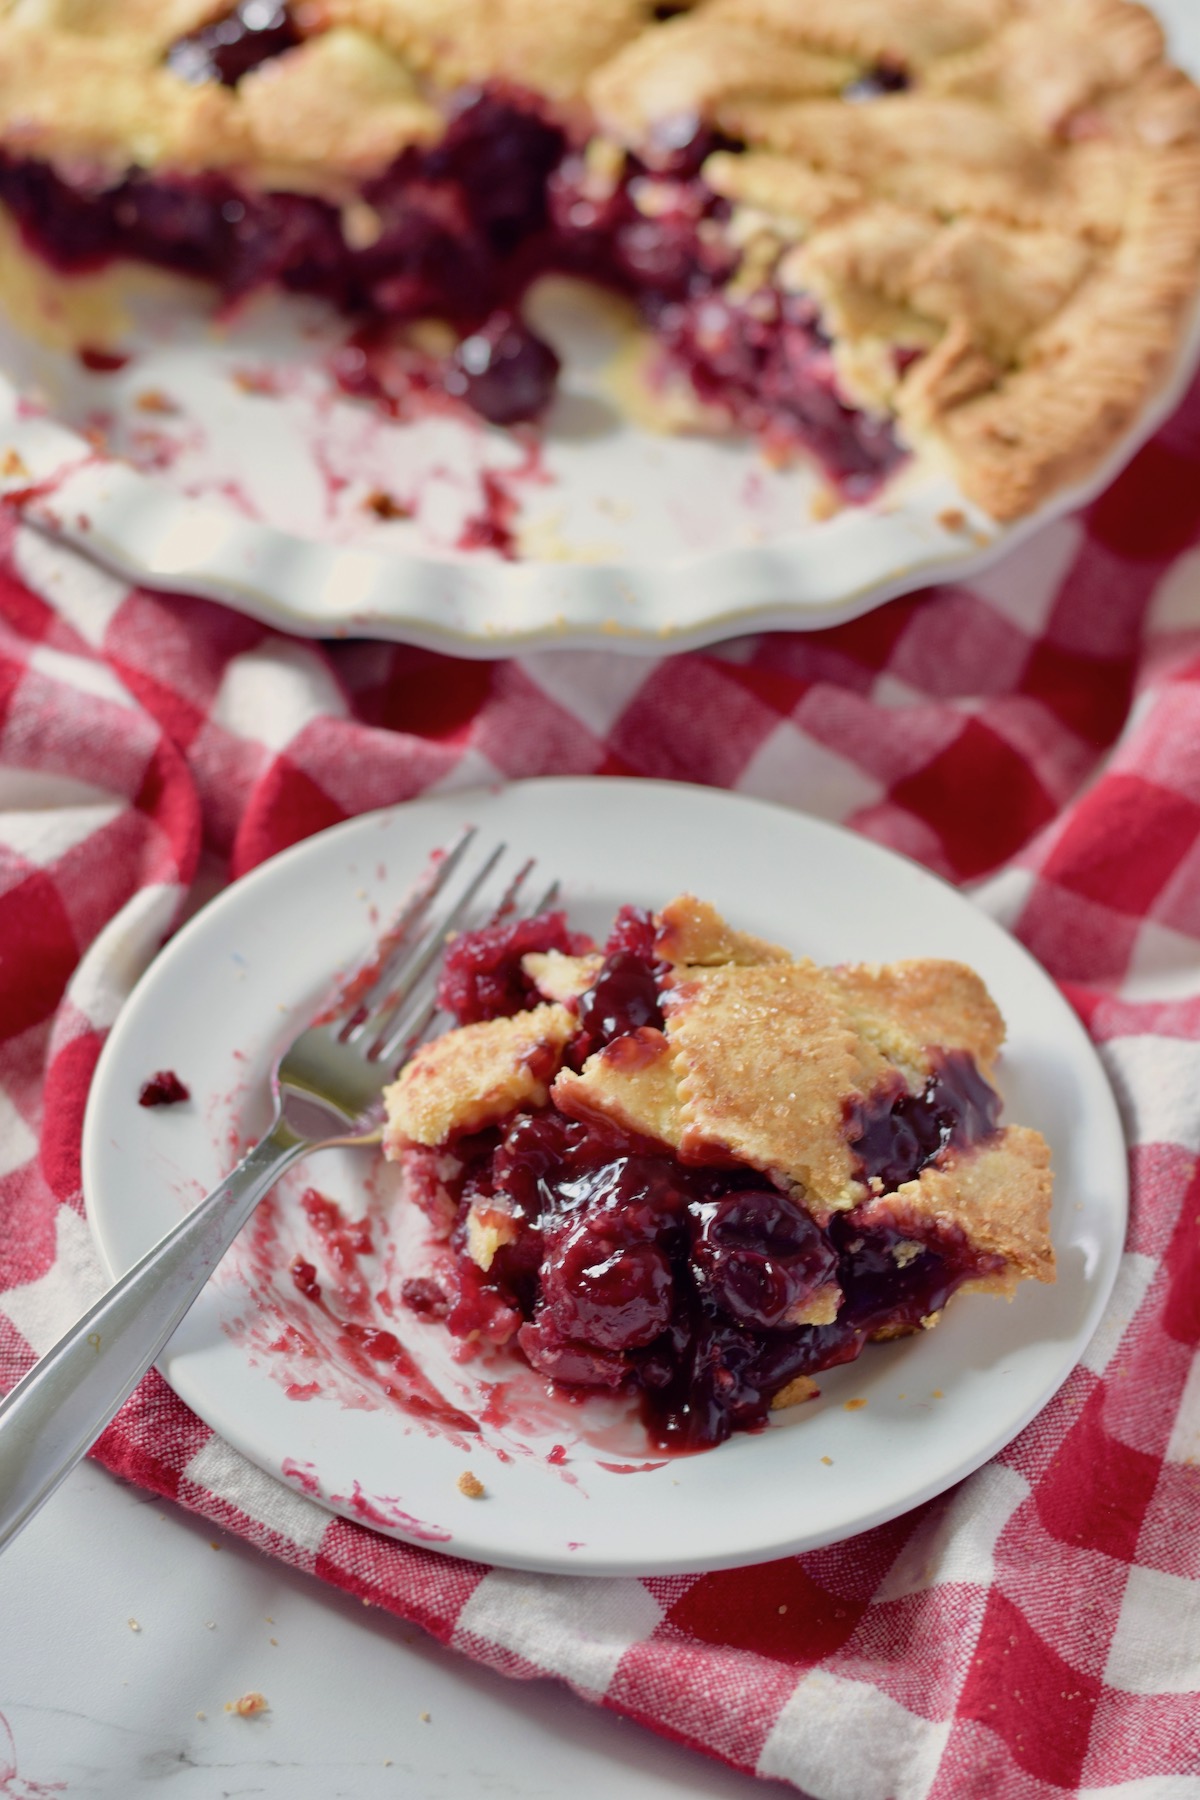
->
[226, 1692, 269, 1718]
[364, 488, 412, 520]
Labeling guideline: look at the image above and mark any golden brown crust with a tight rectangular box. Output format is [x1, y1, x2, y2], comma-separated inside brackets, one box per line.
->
[705, 0, 1007, 70]
[0, 29, 246, 171]
[465, 1200, 521, 1270]
[521, 949, 605, 1003]
[655, 892, 794, 969]
[769, 1373, 820, 1409]
[827, 958, 1006, 1080]
[236, 28, 441, 184]
[666, 962, 883, 1206]
[0, 0, 649, 182]
[597, 0, 1200, 516]
[381, 1002, 575, 1149]
[316, 0, 650, 102]
[552, 1026, 685, 1147]
[587, 11, 853, 146]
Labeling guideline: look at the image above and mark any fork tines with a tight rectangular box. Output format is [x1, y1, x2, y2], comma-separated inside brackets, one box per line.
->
[330, 830, 554, 1066]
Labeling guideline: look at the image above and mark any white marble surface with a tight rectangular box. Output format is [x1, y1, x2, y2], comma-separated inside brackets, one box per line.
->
[0, 1460, 788, 1800]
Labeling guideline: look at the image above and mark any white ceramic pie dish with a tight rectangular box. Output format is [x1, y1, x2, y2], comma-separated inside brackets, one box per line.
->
[1, 0, 1198, 657]
[82, 780, 1126, 1574]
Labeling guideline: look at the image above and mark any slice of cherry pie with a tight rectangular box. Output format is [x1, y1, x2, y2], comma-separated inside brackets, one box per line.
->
[381, 894, 1054, 1451]
[1, 0, 1198, 516]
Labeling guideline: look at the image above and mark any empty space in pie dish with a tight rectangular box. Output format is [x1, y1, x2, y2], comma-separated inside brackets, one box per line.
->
[0, 267, 844, 565]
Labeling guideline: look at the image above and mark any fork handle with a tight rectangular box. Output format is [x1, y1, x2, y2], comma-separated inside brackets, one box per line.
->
[0, 1116, 309, 1554]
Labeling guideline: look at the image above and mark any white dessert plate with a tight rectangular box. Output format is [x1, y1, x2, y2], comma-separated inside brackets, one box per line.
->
[3, 0, 1199, 657]
[82, 778, 1126, 1576]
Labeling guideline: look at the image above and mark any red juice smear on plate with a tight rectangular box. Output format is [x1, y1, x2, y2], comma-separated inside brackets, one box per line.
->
[280, 1458, 321, 1494]
[330, 1480, 453, 1542]
[78, 345, 130, 372]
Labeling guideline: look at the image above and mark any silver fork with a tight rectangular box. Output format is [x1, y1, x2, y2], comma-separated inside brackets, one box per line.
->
[0, 830, 553, 1554]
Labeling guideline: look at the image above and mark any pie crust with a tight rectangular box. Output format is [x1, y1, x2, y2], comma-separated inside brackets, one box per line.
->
[3, 0, 1195, 517]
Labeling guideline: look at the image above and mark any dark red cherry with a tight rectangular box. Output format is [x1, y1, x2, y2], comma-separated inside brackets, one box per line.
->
[166, 1, 300, 87]
[517, 1316, 631, 1389]
[445, 313, 560, 425]
[691, 1188, 837, 1330]
[541, 1212, 674, 1350]
[574, 950, 664, 1056]
[138, 1069, 190, 1107]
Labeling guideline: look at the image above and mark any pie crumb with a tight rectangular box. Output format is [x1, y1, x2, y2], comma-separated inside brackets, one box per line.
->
[820, 1456, 834, 1466]
[226, 1693, 269, 1718]
[135, 388, 178, 415]
[843, 1398, 867, 1411]
[364, 488, 412, 521]
[770, 1374, 819, 1409]
[809, 485, 841, 522]
[231, 367, 277, 396]
[419, 1711, 431, 1724]
[937, 507, 967, 531]
[195, 1711, 206, 1721]
[457, 1470, 486, 1498]
[127, 1618, 141, 1632]
[1, 448, 29, 479]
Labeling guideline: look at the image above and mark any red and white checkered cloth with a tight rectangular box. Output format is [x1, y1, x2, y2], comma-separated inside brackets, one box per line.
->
[3, 385, 1200, 1799]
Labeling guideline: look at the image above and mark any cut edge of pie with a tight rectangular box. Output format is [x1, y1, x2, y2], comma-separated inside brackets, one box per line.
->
[0, 0, 1196, 520]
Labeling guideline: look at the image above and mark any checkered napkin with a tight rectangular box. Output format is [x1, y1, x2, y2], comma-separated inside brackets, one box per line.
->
[3, 384, 1200, 1800]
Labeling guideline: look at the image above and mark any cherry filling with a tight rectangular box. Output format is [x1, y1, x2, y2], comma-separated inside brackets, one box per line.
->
[831, 1211, 1003, 1338]
[137, 1068, 190, 1106]
[652, 289, 908, 498]
[848, 1050, 1002, 1190]
[437, 908, 593, 1024]
[443, 311, 561, 425]
[167, 0, 301, 87]
[691, 1189, 837, 1330]
[843, 61, 912, 102]
[0, 62, 910, 490]
[571, 950, 664, 1063]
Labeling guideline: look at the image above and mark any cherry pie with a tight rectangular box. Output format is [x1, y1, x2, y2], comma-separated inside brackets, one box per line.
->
[1, 0, 1198, 516]
[381, 896, 1055, 1451]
